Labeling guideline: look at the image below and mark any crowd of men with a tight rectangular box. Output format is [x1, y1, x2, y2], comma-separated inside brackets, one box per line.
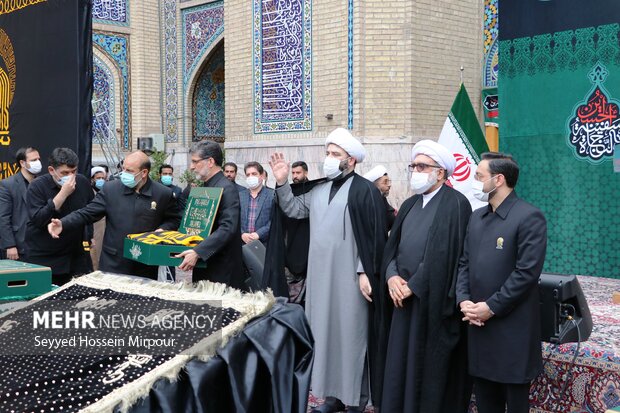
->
[0, 129, 547, 413]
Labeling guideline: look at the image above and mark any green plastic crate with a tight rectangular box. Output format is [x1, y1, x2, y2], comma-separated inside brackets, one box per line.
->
[0, 260, 52, 299]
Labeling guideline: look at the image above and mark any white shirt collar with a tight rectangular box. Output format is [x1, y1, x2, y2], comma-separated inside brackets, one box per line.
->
[422, 185, 442, 208]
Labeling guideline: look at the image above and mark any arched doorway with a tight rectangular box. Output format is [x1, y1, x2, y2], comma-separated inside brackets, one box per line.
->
[192, 42, 224, 143]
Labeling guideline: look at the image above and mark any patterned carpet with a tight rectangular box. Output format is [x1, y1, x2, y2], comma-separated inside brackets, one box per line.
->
[530, 275, 620, 413]
[307, 276, 620, 413]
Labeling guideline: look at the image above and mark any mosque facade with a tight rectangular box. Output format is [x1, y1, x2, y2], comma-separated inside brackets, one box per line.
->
[92, 0, 492, 205]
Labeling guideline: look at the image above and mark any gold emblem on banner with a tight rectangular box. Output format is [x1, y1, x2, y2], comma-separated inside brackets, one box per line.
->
[0, 0, 47, 16]
[0, 28, 16, 147]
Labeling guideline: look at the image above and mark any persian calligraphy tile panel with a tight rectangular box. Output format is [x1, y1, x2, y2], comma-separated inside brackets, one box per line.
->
[92, 55, 116, 144]
[192, 44, 225, 142]
[163, 0, 178, 142]
[93, 32, 131, 149]
[483, 0, 498, 88]
[253, 0, 312, 133]
[182, 2, 224, 87]
[93, 0, 129, 26]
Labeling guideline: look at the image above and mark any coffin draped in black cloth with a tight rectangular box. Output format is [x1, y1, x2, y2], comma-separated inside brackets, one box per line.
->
[124, 298, 314, 413]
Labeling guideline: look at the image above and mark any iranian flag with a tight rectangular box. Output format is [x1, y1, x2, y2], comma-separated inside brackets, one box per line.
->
[438, 84, 490, 210]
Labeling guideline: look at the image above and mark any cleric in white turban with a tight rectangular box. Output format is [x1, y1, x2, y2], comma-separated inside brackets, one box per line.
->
[269, 126, 388, 411]
[363, 165, 388, 183]
[410, 139, 456, 177]
[364, 165, 396, 230]
[381, 140, 472, 412]
[90, 166, 106, 178]
[325, 127, 366, 163]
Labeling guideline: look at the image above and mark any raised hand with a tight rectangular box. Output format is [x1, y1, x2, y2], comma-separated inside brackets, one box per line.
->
[269, 152, 290, 185]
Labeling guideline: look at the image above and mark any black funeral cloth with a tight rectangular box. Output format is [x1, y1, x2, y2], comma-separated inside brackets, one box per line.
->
[379, 185, 472, 413]
[0, 272, 274, 413]
[126, 298, 314, 413]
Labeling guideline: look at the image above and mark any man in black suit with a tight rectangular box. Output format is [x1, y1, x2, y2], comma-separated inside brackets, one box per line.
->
[48, 151, 181, 279]
[177, 141, 244, 289]
[27, 148, 94, 285]
[456, 152, 548, 413]
[0, 147, 42, 261]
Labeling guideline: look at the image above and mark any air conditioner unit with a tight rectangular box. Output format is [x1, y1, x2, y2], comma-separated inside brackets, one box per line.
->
[148, 134, 165, 152]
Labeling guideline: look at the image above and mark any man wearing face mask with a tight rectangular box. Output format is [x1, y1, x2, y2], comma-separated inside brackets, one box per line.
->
[89, 166, 108, 271]
[26, 148, 94, 285]
[175, 141, 244, 289]
[0, 147, 42, 261]
[380, 140, 472, 413]
[269, 128, 387, 413]
[48, 150, 181, 279]
[91, 166, 107, 193]
[456, 153, 547, 413]
[158, 164, 182, 198]
[239, 161, 274, 247]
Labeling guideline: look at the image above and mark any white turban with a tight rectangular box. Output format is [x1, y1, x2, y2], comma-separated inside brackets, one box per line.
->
[325, 128, 366, 163]
[411, 140, 456, 176]
[91, 166, 106, 177]
[363, 165, 388, 182]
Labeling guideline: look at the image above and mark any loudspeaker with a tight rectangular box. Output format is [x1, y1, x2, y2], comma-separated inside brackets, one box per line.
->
[539, 273, 593, 344]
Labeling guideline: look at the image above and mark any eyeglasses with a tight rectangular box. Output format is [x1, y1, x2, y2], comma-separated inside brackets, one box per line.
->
[407, 163, 443, 173]
[190, 158, 206, 165]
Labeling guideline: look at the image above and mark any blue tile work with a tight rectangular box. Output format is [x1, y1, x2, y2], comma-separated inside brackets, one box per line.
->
[163, 0, 178, 142]
[93, 0, 129, 26]
[92, 55, 116, 144]
[253, 0, 312, 133]
[93, 32, 131, 149]
[483, 0, 498, 88]
[192, 44, 225, 142]
[182, 2, 224, 88]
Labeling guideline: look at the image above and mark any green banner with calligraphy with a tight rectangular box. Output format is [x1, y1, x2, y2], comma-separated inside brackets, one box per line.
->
[499, 1, 620, 278]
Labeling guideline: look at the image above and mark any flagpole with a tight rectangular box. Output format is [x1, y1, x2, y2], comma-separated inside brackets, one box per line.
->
[460, 66, 464, 85]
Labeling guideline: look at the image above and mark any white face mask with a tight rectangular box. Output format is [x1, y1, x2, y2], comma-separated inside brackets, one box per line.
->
[472, 175, 497, 202]
[26, 160, 42, 175]
[246, 175, 261, 189]
[323, 157, 345, 180]
[410, 171, 437, 194]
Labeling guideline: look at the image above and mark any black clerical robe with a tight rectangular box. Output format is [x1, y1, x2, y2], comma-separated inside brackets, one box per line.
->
[380, 185, 472, 413]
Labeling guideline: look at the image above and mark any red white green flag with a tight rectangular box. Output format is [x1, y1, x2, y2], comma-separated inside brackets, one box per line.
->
[438, 84, 490, 210]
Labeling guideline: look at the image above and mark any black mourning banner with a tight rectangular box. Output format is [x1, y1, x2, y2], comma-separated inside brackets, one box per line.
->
[500, 0, 619, 40]
[0, 0, 92, 180]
